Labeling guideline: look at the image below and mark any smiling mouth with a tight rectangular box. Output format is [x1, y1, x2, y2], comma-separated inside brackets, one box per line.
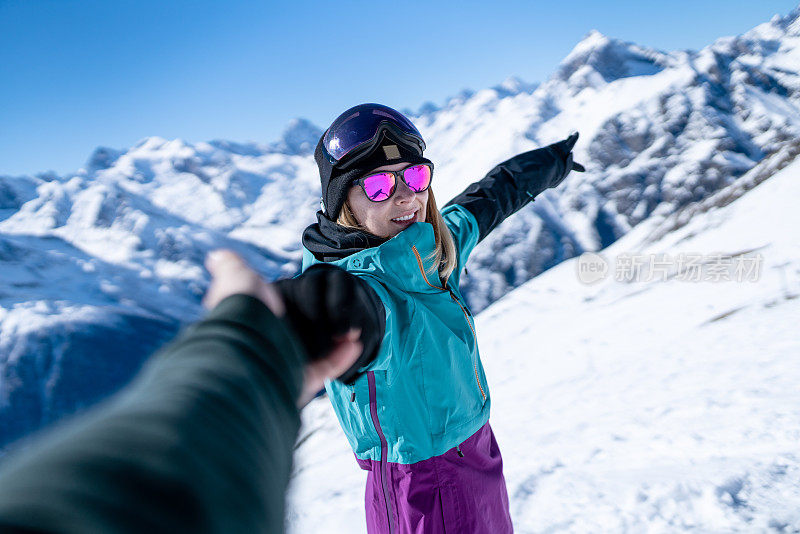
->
[391, 209, 418, 223]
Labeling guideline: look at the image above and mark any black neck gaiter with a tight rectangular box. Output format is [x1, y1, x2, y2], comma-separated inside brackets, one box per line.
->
[302, 211, 388, 262]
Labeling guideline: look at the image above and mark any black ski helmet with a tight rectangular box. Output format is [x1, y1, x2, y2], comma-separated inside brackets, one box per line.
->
[314, 103, 432, 220]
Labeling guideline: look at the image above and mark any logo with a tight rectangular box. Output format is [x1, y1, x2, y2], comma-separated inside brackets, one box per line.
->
[576, 252, 609, 284]
[382, 144, 401, 159]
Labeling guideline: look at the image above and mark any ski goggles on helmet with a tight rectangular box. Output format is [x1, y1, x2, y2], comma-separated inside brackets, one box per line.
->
[357, 163, 433, 202]
[322, 103, 426, 170]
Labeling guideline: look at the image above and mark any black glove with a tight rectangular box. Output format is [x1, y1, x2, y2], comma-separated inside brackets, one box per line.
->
[551, 131, 586, 173]
[526, 131, 585, 196]
[273, 264, 385, 384]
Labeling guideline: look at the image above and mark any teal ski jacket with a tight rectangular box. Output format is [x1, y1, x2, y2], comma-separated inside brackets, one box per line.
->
[301, 134, 581, 466]
[301, 204, 488, 464]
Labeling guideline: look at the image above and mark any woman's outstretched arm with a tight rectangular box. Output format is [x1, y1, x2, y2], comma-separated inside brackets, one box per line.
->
[444, 132, 585, 242]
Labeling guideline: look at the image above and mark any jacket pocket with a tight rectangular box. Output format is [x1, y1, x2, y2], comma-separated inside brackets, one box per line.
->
[421, 333, 487, 438]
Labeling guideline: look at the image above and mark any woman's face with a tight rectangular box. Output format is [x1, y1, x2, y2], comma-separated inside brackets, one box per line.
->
[346, 161, 429, 238]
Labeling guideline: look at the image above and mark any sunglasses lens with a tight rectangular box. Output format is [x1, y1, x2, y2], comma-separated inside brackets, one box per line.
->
[362, 173, 395, 201]
[403, 164, 432, 192]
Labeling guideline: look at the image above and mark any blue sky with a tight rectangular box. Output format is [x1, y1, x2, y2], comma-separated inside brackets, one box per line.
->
[1, 0, 798, 176]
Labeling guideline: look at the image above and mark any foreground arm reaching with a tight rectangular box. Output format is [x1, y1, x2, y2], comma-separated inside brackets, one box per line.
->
[0, 251, 373, 534]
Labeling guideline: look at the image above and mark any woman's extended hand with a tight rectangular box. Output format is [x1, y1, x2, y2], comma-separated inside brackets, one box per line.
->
[203, 250, 362, 408]
[546, 132, 586, 188]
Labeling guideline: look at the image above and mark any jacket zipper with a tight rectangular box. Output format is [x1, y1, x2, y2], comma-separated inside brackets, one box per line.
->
[411, 246, 487, 402]
[447, 289, 487, 402]
[367, 371, 395, 533]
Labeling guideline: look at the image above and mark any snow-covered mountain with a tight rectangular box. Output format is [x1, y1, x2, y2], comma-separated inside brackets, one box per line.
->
[287, 110, 800, 533]
[0, 130, 319, 445]
[423, 11, 800, 310]
[3, 6, 800, 452]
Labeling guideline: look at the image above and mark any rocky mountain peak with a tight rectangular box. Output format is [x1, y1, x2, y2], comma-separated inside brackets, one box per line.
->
[554, 29, 668, 87]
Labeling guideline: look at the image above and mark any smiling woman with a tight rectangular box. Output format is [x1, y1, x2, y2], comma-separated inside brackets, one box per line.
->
[296, 102, 582, 533]
[298, 104, 515, 533]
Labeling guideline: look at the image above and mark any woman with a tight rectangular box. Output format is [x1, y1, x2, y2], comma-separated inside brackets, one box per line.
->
[301, 103, 584, 533]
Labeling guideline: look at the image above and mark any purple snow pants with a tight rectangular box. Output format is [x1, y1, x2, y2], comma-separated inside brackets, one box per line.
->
[356, 421, 513, 533]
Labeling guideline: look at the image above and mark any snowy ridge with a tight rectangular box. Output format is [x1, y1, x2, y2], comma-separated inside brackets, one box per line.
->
[414, 8, 800, 310]
[0, 132, 318, 446]
[644, 136, 800, 244]
[286, 120, 800, 533]
[3, 6, 800, 454]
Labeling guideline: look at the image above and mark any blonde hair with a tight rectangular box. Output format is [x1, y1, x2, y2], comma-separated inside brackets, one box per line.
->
[337, 189, 458, 287]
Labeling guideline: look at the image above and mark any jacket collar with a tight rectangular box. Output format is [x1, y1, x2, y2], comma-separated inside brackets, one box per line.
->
[302, 211, 388, 262]
[301, 215, 447, 294]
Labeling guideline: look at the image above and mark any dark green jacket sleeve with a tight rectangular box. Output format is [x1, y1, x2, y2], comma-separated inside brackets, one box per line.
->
[0, 294, 306, 534]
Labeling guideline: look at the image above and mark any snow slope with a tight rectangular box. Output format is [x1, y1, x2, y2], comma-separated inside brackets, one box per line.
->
[286, 128, 800, 532]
